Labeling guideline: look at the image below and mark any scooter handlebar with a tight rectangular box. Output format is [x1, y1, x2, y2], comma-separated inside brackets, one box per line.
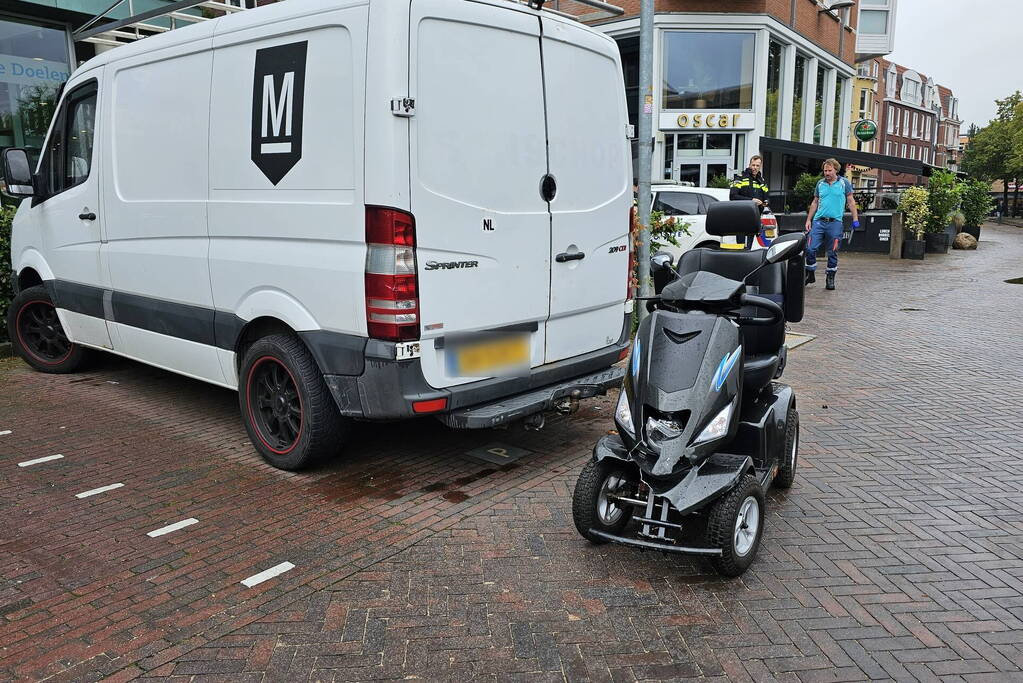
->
[736, 294, 785, 326]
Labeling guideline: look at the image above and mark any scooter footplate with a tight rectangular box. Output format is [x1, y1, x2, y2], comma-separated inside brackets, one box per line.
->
[588, 529, 722, 556]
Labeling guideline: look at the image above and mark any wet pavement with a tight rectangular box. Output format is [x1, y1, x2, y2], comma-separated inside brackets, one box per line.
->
[1, 222, 1022, 681]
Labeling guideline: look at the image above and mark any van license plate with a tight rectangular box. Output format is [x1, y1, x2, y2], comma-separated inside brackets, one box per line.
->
[447, 333, 530, 377]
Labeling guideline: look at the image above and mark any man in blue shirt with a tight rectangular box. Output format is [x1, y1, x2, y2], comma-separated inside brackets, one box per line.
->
[803, 158, 859, 290]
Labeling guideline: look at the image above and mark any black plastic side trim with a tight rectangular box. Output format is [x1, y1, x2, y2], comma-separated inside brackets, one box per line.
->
[299, 330, 366, 376]
[110, 290, 215, 346]
[213, 310, 245, 351]
[47, 280, 105, 319]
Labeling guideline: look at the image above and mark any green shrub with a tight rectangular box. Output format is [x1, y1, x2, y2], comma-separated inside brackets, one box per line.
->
[899, 186, 930, 240]
[707, 174, 731, 189]
[925, 170, 960, 234]
[0, 204, 14, 342]
[792, 172, 820, 213]
[959, 179, 995, 227]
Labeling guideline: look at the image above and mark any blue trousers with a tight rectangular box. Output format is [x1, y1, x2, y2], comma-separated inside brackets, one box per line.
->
[805, 219, 843, 273]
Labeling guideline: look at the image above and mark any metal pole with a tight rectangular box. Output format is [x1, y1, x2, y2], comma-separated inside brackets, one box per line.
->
[636, 0, 654, 316]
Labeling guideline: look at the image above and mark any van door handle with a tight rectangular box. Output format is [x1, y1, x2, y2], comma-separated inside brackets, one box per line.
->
[555, 251, 585, 263]
[78, 212, 97, 221]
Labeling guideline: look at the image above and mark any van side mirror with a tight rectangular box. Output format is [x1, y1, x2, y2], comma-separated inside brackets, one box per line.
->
[2, 148, 36, 198]
[765, 232, 806, 264]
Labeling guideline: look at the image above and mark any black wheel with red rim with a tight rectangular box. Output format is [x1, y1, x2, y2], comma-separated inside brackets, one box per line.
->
[238, 334, 349, 470]
[246, 356, 303, 454]
[6, 285, 88, 374]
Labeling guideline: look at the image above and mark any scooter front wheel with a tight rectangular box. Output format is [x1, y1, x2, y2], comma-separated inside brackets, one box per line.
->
[705, 474, 765, 577]
[572, 459, 635, 543]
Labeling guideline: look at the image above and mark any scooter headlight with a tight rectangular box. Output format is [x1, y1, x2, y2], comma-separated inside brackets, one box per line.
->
[615, 389, 634, 435]
[693, 401, 734, 445]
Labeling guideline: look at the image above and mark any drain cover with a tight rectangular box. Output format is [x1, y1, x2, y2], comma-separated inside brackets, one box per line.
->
[465, 442, 532, 465]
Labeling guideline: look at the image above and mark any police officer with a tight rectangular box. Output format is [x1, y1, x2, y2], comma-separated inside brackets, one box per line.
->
[730, 155, 769, 209]
[803, 158, 859, 291]
[730, 155, 769, 247]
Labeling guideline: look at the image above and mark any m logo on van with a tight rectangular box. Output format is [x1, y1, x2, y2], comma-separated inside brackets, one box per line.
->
[251, 41, 307, 185]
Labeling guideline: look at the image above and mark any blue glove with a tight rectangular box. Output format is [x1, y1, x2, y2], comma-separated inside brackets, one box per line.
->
[852, 220, 860, 229]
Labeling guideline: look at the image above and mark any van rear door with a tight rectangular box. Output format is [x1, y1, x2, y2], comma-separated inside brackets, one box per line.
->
[540, 16, 631, 363]
[410, 0, 551, 389]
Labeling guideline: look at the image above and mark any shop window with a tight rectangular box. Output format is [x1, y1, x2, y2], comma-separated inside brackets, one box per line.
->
[662, 31, 754, 110]
[791, 54, 807, 141]
[833, 76, 845, 147]
[0, 16, 72, 158]
[765, 41, 783, 138]
[813, 66, 826, 144]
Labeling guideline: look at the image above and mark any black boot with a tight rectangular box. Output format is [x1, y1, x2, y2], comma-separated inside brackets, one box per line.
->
[805, 270, 815, 285]
[826, 271, 836, 290]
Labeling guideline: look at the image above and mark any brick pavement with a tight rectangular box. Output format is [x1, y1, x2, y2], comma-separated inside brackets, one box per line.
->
[1, 222, 1022, 681]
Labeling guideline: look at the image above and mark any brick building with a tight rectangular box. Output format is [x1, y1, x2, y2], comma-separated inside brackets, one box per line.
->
[935, 85, 962, 173]
[555, 0, 904, 193]
[876, 59, 941, 188]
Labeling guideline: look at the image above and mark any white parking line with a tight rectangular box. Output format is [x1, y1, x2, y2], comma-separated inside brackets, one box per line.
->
[241, 562, 295, 588]
[147, 518, 198, 538]
[18, 454, 64, 467]
[0, 430, 11, 436]
[75, 483, 124, 498]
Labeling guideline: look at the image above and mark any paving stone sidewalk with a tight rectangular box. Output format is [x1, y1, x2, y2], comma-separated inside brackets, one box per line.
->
[1, 222, 1021, 681]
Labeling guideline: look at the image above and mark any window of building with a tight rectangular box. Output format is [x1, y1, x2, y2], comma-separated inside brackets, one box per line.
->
[0, 16, 73, 158]
[904, 78, 920, 104]
[791, 53, 807, 141]
[833, 76, 845, 147]
[901, 143, 907, 157]
[859, 89, 868, 117]
[860, 10, 889, 35]
[887, 104, 894, 133]
[925, 117, 930, 139]
[912, 112, 919, 138]
[765, 40, 783, 138]
[903, 110, 909, 134]
[923, 147, 929, 164]
[885, 67, 897, 98]
[813, 66, 827, 144]
[662, 31, 754, 110]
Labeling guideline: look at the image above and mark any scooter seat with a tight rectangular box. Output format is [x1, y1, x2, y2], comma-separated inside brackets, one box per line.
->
[742, 353, 780, 397]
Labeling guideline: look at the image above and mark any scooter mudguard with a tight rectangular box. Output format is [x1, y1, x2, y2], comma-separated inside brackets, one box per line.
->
[652, 453, 754, 514]
[592, 434, 754, 515]
[592, 433, 632, 465]
[732, 382, 794, 468]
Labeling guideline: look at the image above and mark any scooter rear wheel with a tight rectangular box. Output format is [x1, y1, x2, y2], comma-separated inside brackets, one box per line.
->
[706, 474, 765, 577]
[774, 408, 799, 488]
[572, 459, 635, 543]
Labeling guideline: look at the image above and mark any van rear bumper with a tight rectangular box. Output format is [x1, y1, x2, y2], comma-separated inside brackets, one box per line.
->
[322, 313, 630, 425]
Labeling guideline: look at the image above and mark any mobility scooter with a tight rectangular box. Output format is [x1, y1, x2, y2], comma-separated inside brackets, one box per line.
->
[572, 201, 807, 576]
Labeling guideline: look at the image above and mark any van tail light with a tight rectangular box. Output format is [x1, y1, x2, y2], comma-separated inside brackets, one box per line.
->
[365, 207, 419, 342]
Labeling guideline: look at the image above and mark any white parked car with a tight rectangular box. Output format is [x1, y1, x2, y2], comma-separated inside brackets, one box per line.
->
[649, 184, 733, 259]
[2, 0, 633, 470]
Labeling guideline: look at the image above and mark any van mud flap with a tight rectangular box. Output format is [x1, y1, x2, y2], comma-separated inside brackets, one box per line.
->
[437, 366, 625, 429]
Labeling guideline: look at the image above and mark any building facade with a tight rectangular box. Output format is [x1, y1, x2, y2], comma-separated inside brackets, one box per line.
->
[935, 85, 962, 173]
[557, 0, 867, 191]
[876, 59, 941, 188]
[846, 56, 882, 189]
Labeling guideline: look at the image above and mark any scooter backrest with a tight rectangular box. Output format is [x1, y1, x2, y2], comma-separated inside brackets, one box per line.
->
[705, 200, 761, 236]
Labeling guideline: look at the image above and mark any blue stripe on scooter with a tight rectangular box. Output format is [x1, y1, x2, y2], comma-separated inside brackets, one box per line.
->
[712, 346, 742, 392]
[632, 337, 641, 377]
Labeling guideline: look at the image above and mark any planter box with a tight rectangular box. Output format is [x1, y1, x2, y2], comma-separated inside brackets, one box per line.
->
[963, 225, 981, 241]
[924, 232, 950, 254]
[902, 239, 926, 260]
[777, 211, 896, 254]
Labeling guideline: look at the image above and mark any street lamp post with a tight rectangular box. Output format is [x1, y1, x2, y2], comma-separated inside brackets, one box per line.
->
[636, 0, 654, 317]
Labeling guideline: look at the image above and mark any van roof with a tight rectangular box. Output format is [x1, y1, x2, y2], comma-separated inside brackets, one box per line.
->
[74, 0, 613, 75]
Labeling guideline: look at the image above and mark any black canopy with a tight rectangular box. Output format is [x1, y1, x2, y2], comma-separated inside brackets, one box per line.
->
[759, 137, 933, 177]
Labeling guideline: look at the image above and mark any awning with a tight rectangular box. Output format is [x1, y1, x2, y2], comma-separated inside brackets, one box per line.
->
[759, 137, 933, 177]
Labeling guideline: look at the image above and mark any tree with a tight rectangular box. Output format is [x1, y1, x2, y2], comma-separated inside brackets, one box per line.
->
[962, 91, 1023, 216]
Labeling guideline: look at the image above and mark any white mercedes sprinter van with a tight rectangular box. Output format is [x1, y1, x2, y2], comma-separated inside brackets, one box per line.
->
[3, 0, 632, 470]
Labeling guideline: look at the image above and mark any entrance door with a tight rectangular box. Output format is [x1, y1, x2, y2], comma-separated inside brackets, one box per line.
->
[665, 132, 744, 186]
[29, 76, 112, 349]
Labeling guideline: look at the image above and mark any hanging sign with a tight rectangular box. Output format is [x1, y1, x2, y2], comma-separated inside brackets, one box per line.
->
[854, 119, 879, 142]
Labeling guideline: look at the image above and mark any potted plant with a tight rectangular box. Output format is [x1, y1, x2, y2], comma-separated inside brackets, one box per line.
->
[959, 179, 995, 241]
[924, 170, 960, 254]
[898, 186, 929, 260]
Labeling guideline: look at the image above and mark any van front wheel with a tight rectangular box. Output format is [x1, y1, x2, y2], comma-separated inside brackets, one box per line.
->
[239, 334, 348, 470]
[7, 286, 89, 374]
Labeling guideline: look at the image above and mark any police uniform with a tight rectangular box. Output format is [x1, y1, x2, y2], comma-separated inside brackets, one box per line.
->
[729, 168, 769, 247]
